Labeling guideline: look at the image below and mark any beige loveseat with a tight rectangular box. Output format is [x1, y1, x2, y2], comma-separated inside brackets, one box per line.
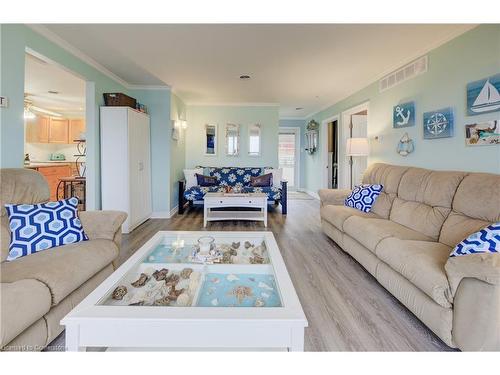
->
[319, 163, 499, 351]
[0, 168, 126, 351]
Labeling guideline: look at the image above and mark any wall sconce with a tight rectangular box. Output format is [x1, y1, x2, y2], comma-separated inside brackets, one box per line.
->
[180, 120, 188, 129]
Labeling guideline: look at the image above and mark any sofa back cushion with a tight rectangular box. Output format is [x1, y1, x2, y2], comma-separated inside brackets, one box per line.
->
[362, 163, 409, 218]
[1, 169, 50, 262]
[208, 167, 262, 187]
[389, 168, 466, 240]
[439, 173, 500, 247]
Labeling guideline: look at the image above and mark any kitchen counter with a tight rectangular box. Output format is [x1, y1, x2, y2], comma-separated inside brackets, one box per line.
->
[25, 161, 72, 168]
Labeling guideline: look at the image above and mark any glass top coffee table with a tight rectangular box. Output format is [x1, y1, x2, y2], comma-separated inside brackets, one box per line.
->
[61, 231, 308, 351]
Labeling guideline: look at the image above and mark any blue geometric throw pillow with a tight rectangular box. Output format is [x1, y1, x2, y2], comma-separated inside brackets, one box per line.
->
[450, 222, 500, 257]
[5, 197, 87, 261]
[344, 184, 384, 213]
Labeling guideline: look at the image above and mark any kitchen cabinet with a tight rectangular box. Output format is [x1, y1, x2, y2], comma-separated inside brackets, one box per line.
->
[48, 118, 69, 143]
[69, 119, 85, 143]
[28, 164, 72, 201]
[26, 116, 49, 143]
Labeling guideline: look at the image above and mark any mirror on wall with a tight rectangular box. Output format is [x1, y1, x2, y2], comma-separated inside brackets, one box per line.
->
[205, 124, 217, 156]
[248, 124, 261, 156]
[225, 123, 240, 156]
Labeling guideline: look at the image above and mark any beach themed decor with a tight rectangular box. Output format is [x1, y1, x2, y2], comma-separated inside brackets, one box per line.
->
[467, 74, 500, 115]
[393, 101, 415, 128]
[465, 120, 499, 146]
[396, 132, 415, 156]
[423, 107, 454, 139]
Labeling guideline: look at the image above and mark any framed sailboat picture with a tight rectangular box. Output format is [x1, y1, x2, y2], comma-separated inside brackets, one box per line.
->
[423, 107, 454, 139]
[467, 74, 500, 115]
[465, 120, 499, 146]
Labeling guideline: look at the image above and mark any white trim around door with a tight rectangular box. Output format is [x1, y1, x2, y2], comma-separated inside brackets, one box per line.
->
[279, 127, 301, 191]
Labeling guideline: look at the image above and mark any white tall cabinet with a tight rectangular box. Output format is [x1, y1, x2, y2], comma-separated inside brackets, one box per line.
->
[100, 107, 152, 233]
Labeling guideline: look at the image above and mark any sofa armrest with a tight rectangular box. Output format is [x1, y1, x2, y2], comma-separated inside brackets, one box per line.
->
[79, 210, 127, 247]
[445, 253, 500, 296]
[445, 254, 500, 350]
[318, 189, 352, 207]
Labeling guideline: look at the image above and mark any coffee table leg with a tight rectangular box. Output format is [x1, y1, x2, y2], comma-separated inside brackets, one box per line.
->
[289, 327, 304, 352]
[65, 324, 85, 352]
[204, 205, 208, 227]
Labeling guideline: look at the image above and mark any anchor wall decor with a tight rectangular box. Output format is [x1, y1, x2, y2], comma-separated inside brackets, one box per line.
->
[393, 101, 415, 128]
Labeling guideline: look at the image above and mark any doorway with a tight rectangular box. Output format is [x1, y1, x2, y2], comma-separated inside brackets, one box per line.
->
[341, 103, 369, 189]
[327, 119, 339, 189]
[24, 50, 87, 210]
[278, 127, 300, 190]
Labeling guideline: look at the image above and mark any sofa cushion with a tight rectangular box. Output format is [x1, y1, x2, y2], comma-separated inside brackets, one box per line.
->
[1, 279, 52, 347]
[1, 239, 118, 305]
[390, 168, 466, 239]
[361, 163, 409, 218]
[242, 186, 281, 200]
[343, 217, 433, 252]
[209, 167, 262, 187]
[320, 205, 379, 231]
[184, 185, 223, 201]
[440, 173, 500, 246]
[376, 238, 453, 308]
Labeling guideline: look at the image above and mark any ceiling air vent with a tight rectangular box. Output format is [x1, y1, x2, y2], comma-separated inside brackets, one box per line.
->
[379, 55, 428, 92]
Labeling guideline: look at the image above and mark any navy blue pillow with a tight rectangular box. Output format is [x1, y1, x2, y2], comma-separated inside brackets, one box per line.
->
[344, 184, 384, 213]
[196, 173, 218, 187]
[450, 222, 500, 257]
[250, 173, 273, 187]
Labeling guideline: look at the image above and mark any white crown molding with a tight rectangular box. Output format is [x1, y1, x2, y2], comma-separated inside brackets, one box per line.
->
[303, 24, 478, 120]
[279, 116, 307, 121]
[186, 102, 280, 107]
[128, 84, 171, 90]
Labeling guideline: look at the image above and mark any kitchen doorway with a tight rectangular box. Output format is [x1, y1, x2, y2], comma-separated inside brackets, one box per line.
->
[327, 119, 339, 189]
[278, 127, 301, 191]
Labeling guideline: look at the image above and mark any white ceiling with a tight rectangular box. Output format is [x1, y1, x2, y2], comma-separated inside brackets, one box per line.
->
[25, 53, 85, 116]
[40, 24, 475, 118]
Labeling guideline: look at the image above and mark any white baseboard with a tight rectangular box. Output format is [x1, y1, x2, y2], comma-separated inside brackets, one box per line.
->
[150, 205, 179, 219]
[301, 190, 319, 200]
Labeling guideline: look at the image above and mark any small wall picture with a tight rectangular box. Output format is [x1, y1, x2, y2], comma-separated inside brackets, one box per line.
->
[423, 107, 454, 139]
[393, 101, 415, 128]
[467, 74, 500, 115]
[465, 120, 499, 146]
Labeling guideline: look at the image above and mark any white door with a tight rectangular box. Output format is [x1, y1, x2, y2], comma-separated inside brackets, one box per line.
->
[350, 114, 368, 187]
[278, 128, 300, 190]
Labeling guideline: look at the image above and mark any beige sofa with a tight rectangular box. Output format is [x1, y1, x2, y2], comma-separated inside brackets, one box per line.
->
[319, 163, 499, 351]
[0, 168, 127, 351]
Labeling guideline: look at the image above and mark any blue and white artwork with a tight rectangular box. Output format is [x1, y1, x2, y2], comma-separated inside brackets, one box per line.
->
[467, 74, 500, 116]
[393, 101, 415, 128]
[423, 107, 454, 139]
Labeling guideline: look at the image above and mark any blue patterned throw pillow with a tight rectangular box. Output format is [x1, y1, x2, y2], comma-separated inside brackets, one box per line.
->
[450, 222, 500, 257]
[344, 184, 384, 213]
[5, 197, 87, 261]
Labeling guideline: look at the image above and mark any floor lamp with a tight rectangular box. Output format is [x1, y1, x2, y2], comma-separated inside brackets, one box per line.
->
[346, 137, 369, 189]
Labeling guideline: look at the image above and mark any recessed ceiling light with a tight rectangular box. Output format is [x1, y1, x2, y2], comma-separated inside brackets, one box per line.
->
[48, 90, 59, 94]
[239, 75, 251, 80]
[295, 107, 303, 110]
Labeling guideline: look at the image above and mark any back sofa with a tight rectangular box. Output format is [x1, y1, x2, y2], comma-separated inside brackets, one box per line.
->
[319, 163, 499, 351]
[178, 167, 288, 215]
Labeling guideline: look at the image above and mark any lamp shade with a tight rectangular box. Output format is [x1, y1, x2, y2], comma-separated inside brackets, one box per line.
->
[346, 137, 369, 156]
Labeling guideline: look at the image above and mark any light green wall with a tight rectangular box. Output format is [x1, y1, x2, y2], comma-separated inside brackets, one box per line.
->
[170, 92, 187, 211]
[304, 24, 500, 194]
[279, 119, 307, 189]
[185, 105, 280, 168]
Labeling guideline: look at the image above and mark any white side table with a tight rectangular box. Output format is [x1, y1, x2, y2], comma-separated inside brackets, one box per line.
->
[203, 193, 268, 227]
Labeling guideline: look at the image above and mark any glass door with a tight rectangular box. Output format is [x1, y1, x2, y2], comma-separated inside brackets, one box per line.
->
[278, 129, 299, 190]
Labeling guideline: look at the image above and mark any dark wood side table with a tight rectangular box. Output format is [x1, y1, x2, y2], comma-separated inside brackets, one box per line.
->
[56, 176, 86, 211]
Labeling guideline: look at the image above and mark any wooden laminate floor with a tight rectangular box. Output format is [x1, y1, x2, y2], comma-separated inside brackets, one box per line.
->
[49, 198, 454, 351]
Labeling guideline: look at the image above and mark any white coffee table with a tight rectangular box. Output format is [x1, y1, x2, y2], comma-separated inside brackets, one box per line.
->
[203, 192, 268, 227]
[61, 231, 308, 351]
